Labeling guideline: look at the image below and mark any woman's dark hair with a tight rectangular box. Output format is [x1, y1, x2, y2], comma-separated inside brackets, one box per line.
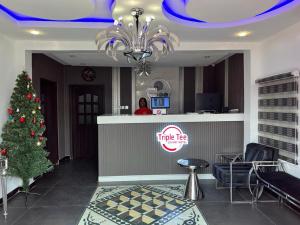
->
[139, 97, 148, 108]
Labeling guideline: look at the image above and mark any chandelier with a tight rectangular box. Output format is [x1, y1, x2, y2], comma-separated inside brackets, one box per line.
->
[95, 8, 179, 63]
[135, 61, 152, 77]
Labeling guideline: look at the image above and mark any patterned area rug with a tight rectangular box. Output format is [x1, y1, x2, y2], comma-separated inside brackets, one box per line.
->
[78, 184, 207, 225]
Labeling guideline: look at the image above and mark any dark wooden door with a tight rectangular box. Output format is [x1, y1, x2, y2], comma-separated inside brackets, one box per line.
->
[40, 79, 59, 164]
[70, 85, 104, 159]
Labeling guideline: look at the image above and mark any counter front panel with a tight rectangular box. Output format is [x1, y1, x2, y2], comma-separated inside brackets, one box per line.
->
[98, 120, 244, 178]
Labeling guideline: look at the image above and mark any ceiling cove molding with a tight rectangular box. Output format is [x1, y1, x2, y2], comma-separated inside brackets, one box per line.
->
[0, 0, 115, 24]
[162, 0, 300, 28]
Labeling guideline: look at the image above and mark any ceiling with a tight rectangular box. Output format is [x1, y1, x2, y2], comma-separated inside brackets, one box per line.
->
[44, 50, 236, 67]
[0, 0, 300, 42]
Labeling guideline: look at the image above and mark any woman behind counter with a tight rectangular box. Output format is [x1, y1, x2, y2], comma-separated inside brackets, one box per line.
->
[134, 97, 152, 115]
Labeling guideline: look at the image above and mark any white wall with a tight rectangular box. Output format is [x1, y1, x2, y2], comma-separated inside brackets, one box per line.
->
[257, 21, 300, 178]
[135, 67, 180, 114]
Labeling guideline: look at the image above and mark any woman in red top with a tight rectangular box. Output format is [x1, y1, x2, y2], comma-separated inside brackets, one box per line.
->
[134, 97, 152, 115]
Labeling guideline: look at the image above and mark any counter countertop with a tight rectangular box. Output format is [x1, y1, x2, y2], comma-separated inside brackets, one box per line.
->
[97, 113, 244, 124]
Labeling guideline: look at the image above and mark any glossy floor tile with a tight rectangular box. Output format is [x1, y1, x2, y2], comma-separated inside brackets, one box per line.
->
[0, 159, 299, 225]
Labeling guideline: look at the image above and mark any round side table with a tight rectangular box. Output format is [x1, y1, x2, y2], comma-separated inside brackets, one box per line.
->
[177, 158, 209, 201]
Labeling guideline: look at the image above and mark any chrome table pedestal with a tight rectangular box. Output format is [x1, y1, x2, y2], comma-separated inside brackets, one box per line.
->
[0, 157, 8, 219]
[177, 158, 209, 201]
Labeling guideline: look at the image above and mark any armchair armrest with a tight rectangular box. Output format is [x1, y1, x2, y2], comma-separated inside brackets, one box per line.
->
[252, 161, 283, 174]
[215, 152, 243, 163]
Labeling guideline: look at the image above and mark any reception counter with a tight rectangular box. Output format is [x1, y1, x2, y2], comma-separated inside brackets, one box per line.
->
[97, 114, 244, 182]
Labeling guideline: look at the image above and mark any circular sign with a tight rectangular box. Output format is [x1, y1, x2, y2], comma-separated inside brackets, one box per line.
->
[156, 125, 188, 152]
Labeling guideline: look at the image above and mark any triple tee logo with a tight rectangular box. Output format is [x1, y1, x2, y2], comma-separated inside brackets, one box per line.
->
[156, 125, 188, 152]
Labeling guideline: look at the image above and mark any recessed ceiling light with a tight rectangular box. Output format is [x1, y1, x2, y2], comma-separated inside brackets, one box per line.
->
[28, 29, 42, 35]
[235, 31, 251, 37]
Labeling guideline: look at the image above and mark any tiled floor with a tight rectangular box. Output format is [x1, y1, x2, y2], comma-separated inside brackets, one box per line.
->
[1, 160, 300, 225]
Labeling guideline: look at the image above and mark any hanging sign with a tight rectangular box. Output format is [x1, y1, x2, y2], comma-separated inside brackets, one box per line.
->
[156, 125, 188, 152]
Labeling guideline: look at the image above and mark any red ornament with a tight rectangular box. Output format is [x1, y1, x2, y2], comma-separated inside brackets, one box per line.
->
[7, 108, 13, 115]
[38, 136, 44, 142]
[19, 116, 26, 123]
[40, 120, 45, 128]
[32, 117, 37, 124]
[34, 97, 40, 103]
[30, 130, 36, 137]
[26, 93, 33, 100]
[0, 148, 7, 156]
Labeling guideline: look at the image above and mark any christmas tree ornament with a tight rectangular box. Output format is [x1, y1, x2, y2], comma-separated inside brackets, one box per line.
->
[19, 116, 26, 123]
[32, 110, 36, 114]
[34, 97, 40, 103]
[16, 108, 20, 112]
[36, 141, 42, 146]
[30, 130, 36, 137]
[7, 107, 13, 115]
[33, 94, 36, 98]
[8, 115, 13, 121]
[27, 84, 30, 89]
[32, 117, 37, 124]
[40, 120, 45, 128]
[26, 93, 33, 100]
[38, 136, 44, 142]
[38, 106, 41, 110]
[0, 148, 7, 156]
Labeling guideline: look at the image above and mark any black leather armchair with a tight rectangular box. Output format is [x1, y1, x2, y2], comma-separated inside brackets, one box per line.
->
[212, 143, 279, 203]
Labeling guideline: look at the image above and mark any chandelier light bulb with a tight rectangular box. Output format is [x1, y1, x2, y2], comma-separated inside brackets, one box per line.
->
[113, 20, 119, 25]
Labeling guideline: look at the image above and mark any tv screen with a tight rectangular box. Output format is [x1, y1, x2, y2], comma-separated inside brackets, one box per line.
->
[151, 97, 170, 109]
[195, 93, 221, 112]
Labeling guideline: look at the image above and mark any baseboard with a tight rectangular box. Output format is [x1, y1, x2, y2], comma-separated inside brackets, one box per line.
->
[59, 156, 71, 163]
[98, 174, 215, 183]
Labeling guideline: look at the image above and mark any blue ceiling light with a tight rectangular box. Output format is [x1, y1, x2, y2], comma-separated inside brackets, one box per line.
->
[162, 0, 206, 23]
[0, 0, 115, 23]
[162, 0, 300, 28]
[256, 0, 295, 16]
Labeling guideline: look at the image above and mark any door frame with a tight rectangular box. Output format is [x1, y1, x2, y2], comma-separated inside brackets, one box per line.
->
[69, 85, 105, 160]
[40, 78, 59, 164]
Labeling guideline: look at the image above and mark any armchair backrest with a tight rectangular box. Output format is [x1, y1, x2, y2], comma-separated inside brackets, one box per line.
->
[245, 143, 279, 162]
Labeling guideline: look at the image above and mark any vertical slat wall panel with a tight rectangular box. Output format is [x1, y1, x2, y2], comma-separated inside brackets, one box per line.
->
[256, 72, 299, 164]
[98, 122, 244, 176]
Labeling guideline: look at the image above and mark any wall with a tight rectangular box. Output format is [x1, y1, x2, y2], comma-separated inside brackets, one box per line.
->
[32, 54, 65, 159]
[184, 67, 195, 113]
[228, 54, 244, 112]
[64, 66, 112, 157]
[135, 67, 180, 114]
[0, 34, 22, 198]
[258, 21, 300, 178]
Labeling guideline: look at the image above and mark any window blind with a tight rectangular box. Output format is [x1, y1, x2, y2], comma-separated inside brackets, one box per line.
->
[256, 72, 299, 165]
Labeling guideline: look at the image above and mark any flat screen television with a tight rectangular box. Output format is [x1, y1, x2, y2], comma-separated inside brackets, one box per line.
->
[151, 97, 170, 109]
[195, 93, 221, 113]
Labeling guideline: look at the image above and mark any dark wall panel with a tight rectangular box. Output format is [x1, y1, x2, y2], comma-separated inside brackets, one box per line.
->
[215, 61, 225, 108]
[120, 67, 132, 114]
[203, 66, 216, 93]
[228, 54, 244, 112]
[184, 67, 195, 113]
[65, 66, 112, 114]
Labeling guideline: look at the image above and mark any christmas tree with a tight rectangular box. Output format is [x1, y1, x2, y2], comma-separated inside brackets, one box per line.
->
[0, 71, 52, 192]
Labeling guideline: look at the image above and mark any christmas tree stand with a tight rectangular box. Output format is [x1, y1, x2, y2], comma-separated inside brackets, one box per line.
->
[18, 186, 41, 207]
